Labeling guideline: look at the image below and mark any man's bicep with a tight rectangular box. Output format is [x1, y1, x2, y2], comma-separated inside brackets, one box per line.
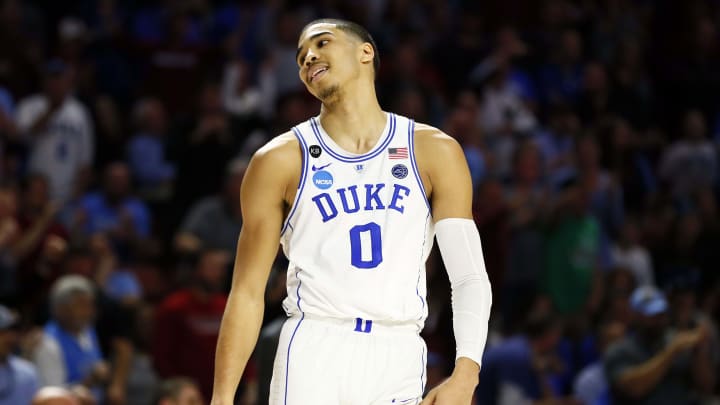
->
[426, 135, 474, 221]
[230, 151, 288, 298]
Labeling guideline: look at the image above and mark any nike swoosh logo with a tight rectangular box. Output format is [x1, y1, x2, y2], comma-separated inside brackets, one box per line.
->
[392, 398, 417, 404]
[311, 163, 332, 171]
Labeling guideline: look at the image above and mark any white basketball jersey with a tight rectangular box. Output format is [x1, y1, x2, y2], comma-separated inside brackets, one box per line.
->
[280, 113, 434, 328]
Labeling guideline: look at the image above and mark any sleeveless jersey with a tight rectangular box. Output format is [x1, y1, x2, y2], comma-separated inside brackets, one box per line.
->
[280, 113, 434, 328]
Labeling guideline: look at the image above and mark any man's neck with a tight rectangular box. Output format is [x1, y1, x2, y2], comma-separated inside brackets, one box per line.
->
[317, 80, 386, 153]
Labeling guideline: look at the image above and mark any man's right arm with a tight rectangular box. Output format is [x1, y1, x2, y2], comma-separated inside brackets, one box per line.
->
[211, 133, 299, 405]
[612, 329, 703, 399]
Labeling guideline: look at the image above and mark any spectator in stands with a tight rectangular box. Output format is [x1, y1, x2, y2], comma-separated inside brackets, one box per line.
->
[573, 321, 626, 405]
[533, 103, 579, 186]
[127, 98, 175, 200]
[611, 218, 654, 287]
[220, 59, 269, 119]
[15, 60, 93, 203]
[0, 185, 18, 302]
[659, 110, 717, 199]
[475, 310, 569, 404]
[539, 29, 585, 105]
[31, 275, 108, 400]
[501, 141, 548, 328]
[576, 62, 611, 127]
[542, 175, 602, 315]
[60, 240, 136, 405]
[154, 377, 203, 405]
[13, 174, 68, 308]
[477, 33, 538, 147]
[72, 162, 151, 255]
[152, 249, 229, 400]
[174, 158, 246, 257]
[575, 134, 624, 249]
[0, 304, 39, 405]
[604, 286, 714, 404]
[171, 81, 236, 215]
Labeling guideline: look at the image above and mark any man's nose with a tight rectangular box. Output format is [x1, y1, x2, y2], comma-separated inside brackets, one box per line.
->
[304, 50, 318, 66]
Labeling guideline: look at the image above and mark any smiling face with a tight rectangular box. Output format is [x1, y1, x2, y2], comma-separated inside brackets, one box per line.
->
[296, 23, 375, 102]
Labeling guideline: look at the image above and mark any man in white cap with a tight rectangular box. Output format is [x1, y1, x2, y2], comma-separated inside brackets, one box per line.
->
[603, 286, 714, 404]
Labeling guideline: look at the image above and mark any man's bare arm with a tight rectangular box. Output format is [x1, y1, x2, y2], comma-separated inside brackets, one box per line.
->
[615, 328, 703, 398]
[416, 125, 491, 404]
[211, 134, 299, 405]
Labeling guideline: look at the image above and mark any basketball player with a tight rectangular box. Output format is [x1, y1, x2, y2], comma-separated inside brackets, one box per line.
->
[211, 19, 492, 405]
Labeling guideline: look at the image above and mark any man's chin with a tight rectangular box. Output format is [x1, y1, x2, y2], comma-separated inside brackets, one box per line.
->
[317, 84, 340, 102]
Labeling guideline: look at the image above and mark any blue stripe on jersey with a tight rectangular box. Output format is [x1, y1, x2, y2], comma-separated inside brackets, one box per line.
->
[309, 114, 397, 162]
[285, 268, 305, 405]
[407, 120, 430, 210]
[415, 212, 430, 320]
[281, 127, 310, 235]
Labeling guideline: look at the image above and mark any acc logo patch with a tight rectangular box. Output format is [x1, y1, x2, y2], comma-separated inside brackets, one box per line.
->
[312, 170, 333, 189]
[309, 145, 322, 158]
[391, 164, 408, 179]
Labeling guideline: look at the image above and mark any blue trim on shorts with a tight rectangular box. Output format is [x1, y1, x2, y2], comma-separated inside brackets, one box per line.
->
[281, 127, 309, 236]
[309, 113, 396, 162]
[284, 268, 304, 405]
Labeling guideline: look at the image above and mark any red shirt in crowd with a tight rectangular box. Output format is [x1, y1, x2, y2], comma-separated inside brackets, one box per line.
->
[152, 288, 227, 399]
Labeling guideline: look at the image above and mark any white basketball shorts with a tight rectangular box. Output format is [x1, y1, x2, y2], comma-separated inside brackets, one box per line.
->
[269, 315, 427, 404]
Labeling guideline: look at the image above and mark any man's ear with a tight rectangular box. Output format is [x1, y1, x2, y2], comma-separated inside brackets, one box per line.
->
[359, 42, 375, 65]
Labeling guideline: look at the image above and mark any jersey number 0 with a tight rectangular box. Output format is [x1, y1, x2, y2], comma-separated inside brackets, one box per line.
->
[349, 222, 382, 269]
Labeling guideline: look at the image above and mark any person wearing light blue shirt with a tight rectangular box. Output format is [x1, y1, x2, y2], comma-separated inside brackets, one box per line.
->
[0, 305, 39, 405]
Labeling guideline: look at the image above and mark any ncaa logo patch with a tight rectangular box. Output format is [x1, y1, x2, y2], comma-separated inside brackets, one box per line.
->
[391, 164, 408, 179]
[312, 170, 333, 189]
[309, 145, 322, 158]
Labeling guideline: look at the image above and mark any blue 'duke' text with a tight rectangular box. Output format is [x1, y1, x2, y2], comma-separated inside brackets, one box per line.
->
[312, 183, 411, 222]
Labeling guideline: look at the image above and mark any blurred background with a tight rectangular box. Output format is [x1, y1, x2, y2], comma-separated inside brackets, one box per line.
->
[0, 0, 719, 404]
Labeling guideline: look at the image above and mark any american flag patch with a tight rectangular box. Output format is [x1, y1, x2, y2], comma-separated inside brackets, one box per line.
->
[388, 147, 408, 159]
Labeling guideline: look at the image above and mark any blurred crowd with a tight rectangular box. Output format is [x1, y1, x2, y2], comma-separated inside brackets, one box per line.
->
[0, 0, 719, 404]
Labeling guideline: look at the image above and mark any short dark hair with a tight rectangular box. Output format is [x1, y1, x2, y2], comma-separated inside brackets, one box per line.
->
[301, 18, 380, 76]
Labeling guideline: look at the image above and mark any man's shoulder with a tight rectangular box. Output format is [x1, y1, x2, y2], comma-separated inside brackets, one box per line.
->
[246, 131, 302, 176]
[412, 121, 459, 149]
[254, 131, 300, 159]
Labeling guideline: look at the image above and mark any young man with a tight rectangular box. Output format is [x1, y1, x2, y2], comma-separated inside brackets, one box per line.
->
[211, 19, 492, 405]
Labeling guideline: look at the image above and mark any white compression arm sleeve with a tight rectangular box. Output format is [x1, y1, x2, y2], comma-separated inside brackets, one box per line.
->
[434, 218, 493, 367]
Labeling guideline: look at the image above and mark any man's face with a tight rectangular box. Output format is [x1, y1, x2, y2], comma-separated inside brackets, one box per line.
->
[104, 164, 130, 200]
[45, 74, 71, 103]
[636, 312, 668, 341]
[57, 293, 95, 331]
[296, 24, 367, 101]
